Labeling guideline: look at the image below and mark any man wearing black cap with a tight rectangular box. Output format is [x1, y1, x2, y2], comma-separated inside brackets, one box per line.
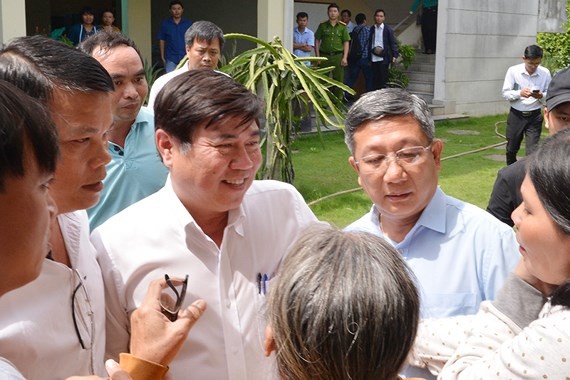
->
[489, 66, 570, 226]
[501, 45, 551, 165]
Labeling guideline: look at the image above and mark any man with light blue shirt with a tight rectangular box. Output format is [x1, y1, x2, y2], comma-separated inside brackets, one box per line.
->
[293, 12, 314, 66]
[79, 32, 169, 229]
[344, 88, 520, 379]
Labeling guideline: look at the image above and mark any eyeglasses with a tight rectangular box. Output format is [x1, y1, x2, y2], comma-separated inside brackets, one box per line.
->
[71, 269, 94, 351]
[355, 144, 433, 174]
[160, 274, 189, 322]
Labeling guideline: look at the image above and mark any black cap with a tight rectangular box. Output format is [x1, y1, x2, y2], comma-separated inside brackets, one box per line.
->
[546, 67, 570, 110]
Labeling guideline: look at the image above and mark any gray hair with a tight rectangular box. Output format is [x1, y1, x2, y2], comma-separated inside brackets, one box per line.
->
[268, 224, 420, 380]
[344, 88, 434, 155]
[184, 20, 225, 50]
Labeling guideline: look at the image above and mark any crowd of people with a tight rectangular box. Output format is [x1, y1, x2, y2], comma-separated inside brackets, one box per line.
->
[1, 1, 569, 379]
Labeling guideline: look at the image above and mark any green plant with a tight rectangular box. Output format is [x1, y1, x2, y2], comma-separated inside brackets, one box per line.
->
[388, 42, 416, 88]
[143, 60, 163, 105]
[220, 33, 354, 183]
[537, 0, 570, 73]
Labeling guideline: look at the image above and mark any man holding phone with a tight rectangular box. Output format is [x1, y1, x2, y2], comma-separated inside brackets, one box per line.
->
[501, 44, 551, 165]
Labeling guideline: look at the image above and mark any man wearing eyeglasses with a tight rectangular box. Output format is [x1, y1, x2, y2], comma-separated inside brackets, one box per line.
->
[343, 88, 520, 379]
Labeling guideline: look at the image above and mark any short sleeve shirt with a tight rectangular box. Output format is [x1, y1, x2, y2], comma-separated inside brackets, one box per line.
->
[315, 21, 350, 54]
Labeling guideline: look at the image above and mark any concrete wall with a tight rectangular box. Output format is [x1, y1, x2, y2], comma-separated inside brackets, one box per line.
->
[436, 0, 539, 116]
[0, 0, 26, 43]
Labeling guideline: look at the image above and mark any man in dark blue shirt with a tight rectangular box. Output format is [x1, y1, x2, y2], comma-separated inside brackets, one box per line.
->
[158, 1, 192, 73]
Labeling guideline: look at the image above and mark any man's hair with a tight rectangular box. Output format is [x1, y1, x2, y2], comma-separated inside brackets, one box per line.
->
[80, 6, 94, 16]
[101, 9, 115, 18]
[169, 0, 183, 9]
[0, 35, 114, 103]
[185, 20, 225, 50]
[296, 12, 308, 20]
[375, 8, 386, 16]
[341, 9, 351, 17]
[344, 88, 434, 155]
[355, 13, 366, 25]
[269, 224, 420, 380]
[78, 30, 144, 66]
[154, 70, 262, 144]
[328, 3, 340, 11]
[0, 80, 59, 191]
[524, 44, 543, 59]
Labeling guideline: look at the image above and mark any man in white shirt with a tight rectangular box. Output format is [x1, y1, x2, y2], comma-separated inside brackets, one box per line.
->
[148, 20, 224, 109]
[93, 70, 318, 380]
[502, 44, 551, 165]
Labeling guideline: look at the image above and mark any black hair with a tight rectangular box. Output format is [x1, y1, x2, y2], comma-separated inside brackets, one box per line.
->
[0, 35, 114, 99]
[355, 13, 366, 25]
[0, 80, 58, 191]
[184, 20, 225, 50]
[80, 6, 95, 16]
[328, 3, 340, 11]
[169, 0, 183, 9]
[78, 30, 143, 66]
[524, 44, 544, 59]
[341, 9, 351, 17]
[154, 70, 262, 144]
[296, 12, 308, 20]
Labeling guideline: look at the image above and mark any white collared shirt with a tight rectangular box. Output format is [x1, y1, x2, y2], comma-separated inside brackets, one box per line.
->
[0, 211, 106, 379]
[93, 177, 318, 380]
[371, 23, 385, 63]
[502, 62, 551, 111]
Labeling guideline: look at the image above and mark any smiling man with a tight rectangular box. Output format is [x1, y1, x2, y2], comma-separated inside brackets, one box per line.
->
[343, 88, 520, 379]
[92, 70, 317, 380]
[148, 20, 224, 109]
[79, 32, 169, 229]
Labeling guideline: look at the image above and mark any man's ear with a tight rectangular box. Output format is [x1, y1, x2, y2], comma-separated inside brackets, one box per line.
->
[263, 325, 276, 357]
[349, 156, 363, 187]
[431, 139, 443, 170]
[156, 129, 175, 169]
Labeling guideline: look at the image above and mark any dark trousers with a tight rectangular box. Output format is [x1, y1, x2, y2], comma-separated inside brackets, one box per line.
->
[372, 61, 389, 90]
[320, 52, 345, 99]
[345, 57, 374, 92]
[505, 107, 543, 165]
[422, 6, 438, 52]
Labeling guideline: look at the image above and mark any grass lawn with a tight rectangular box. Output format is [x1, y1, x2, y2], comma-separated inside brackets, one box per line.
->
[291, 114, 544, 228]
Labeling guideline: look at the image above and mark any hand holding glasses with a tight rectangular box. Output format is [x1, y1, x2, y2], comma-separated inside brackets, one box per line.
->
[160, 274, 189, 322]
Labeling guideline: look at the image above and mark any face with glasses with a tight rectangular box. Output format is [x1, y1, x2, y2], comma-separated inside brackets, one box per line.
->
[349, 115, 442, 227]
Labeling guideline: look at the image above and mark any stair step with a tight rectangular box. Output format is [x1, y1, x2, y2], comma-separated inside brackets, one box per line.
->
[407, 81, 434, 93]
[406, 71, 434, 81]
[407, 62, 435, 72]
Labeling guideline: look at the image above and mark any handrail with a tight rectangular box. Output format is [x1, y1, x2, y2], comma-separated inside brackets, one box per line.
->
[393, 12, 414, 33]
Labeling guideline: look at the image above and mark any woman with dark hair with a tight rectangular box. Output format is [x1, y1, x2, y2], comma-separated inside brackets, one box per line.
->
[67, 6, 98, 45]
[264, 225, 421, 380]
[410, 129, 570, 378]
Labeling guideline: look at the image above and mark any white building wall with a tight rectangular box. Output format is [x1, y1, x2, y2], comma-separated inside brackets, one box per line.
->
[0, 0, 26, 44]
[435, 0, 539, 115]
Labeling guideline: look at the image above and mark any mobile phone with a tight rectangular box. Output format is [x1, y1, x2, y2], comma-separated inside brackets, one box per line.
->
[532, 89, 540, 93]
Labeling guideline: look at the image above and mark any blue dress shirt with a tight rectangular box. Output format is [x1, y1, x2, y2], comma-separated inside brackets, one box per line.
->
[345, 187, 520, 319]
[157, 17, 193, 64]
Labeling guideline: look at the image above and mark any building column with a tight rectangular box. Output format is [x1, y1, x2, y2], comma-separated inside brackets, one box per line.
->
[122, 0, 152, 65]
[0, 0, 26, 44]
[257, 0, 293, 49]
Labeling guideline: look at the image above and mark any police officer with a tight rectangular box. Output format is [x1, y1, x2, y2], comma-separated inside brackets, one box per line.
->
[315, 3, 350, 100]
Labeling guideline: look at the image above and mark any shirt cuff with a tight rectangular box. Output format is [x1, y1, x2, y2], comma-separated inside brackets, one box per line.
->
[119, 353, 169, 380]
[491, 273, 547, 329]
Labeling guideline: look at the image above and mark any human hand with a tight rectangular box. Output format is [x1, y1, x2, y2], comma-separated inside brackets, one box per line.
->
[129, 278, 206, 366]
[520, 88, 532, 98]
[341, 57, 348, 67]
[65, 360, 132, 380]
[514, 260, 557, 296]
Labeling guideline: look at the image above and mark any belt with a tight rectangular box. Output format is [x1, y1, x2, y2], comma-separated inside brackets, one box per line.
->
[320, 51, 343, 56]
[511, 108, 541, 117]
